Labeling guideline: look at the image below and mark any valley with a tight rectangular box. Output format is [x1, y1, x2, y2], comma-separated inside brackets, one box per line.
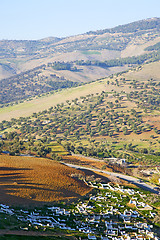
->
[0, 17, 160, 239]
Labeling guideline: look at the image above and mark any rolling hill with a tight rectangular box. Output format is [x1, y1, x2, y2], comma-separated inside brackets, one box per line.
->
[1, 18, 160, 105]
[0, 59, 160, 165]
[0, 17, 160, 168]
[0, 59, 160, 121]
[0, 18, 160, 236]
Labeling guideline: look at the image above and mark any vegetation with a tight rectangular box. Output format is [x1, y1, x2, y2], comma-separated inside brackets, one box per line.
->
[88, 17, 160, 34]
[51, 61, 78, 71]
[76, 50, 160, 68]
[1, 18, 160, 106]
[0, 184, 159, 238]
[0, 16, 160, 239]
[1, 18, 160, 83]
[0, 64, 79, 105]
[0, 72, 160, 166]
[145, 41, 160, 51]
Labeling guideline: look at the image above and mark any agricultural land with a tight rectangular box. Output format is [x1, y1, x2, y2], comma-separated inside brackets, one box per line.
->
[0, 18, 160, 239]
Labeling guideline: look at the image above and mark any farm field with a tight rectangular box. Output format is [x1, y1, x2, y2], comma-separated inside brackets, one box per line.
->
[0, 51, 160, 194]
[0, 18, 160, 238]
[0, 155, 91, 206]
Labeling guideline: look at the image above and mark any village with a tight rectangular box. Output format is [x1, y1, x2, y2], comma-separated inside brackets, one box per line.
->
[0, 182, 159, 240]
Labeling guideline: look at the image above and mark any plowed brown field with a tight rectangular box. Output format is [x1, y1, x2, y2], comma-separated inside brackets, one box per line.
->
[0, 155, 91, 206]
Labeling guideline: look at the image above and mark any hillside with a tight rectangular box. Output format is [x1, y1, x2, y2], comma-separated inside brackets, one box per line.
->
[1, 43, 160, 105]
[0, 18, 160, 183]
[1, 18, 160, 105]
[1, 14, 160, 239]
[0, 60, 160, 169]
[0, 60, 160, 120]
[0, 155, 90, 206]
[0, 62, 128, 105]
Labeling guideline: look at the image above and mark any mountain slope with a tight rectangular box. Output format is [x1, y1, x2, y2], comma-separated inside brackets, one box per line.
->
[0, 17, 160, 79]
[0, 63, 16, 79]
[0, 59, 160, 122]
[0, 59, 160, 168]
[1, 17, 160, 106]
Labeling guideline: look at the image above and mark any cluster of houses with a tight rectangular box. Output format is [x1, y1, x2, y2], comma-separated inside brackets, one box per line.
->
[0, 204, 14, 215]
[74, 187, 158, 240]
[0, 184, 159, 240]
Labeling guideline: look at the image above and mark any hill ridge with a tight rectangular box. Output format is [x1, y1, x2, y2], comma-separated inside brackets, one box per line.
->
[1, 17, 160, 103]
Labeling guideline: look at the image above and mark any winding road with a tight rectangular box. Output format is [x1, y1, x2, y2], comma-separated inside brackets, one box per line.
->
[62, 162, 160, 194]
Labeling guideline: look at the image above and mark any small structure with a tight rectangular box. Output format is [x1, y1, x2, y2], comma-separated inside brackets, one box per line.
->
[88, 234, 97, 240]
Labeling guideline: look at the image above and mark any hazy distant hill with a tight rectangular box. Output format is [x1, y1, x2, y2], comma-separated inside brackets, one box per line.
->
[88, 17, 160, 34]
[0, 63, 16, 79]
[1, 17, 160, 104]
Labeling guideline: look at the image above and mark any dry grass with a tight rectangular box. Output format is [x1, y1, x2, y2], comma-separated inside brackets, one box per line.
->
[125, 60, 160, 81]
[0, 155, 91, 206]
[0, 76, 131, 122]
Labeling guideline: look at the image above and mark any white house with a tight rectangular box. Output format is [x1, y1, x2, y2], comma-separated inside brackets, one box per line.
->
[88, 234, 97, 240]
